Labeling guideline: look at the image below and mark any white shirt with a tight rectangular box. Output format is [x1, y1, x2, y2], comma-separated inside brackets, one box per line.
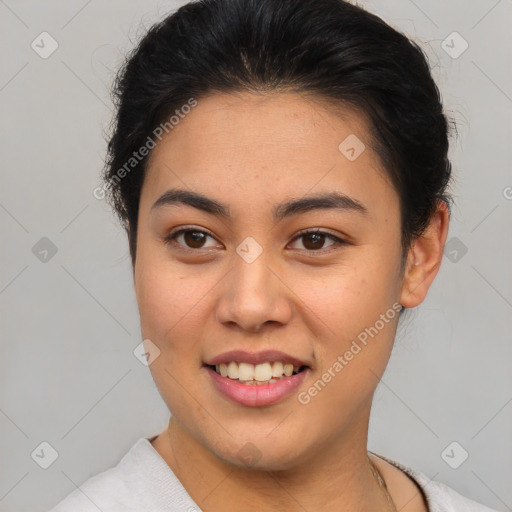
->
[48, 437, 499, 512]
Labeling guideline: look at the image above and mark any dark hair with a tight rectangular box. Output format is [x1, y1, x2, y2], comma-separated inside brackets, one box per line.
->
[103, 0, 454, 268]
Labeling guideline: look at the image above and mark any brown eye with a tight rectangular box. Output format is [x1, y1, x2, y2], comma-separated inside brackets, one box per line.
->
[302, 232, 327, 250]
[182, 230, 208, 249]
[164, 228, 220, 251]
[290, 229, 345, 252]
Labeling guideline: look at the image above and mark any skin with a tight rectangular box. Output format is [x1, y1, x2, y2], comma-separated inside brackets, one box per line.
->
[132, 91, 449, 512]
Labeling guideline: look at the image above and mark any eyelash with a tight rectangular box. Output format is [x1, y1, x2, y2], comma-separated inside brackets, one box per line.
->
[164, 226, 346, 254]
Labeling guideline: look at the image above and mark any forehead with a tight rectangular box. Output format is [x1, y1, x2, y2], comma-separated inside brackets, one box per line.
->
[148, 91, 373, 162]
[142, 91, 397, 218]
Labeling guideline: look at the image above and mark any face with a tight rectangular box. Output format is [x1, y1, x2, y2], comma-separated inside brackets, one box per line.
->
[134, 91, 412, 471]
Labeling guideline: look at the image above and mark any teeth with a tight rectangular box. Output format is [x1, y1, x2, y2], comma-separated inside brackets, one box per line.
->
[238, 362, 254, 381]
[240, 378, 282, 385]
[254, 362, 273, 381]
[272, 361, 284, 377]
[212, 361, 304, 381]
[227, 361, 239, 379]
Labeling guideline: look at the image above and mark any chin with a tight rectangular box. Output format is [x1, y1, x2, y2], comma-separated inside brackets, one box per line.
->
[209, 437, 306, 472]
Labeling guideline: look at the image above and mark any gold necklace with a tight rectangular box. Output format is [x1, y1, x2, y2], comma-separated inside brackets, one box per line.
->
[368, 455, 398, 512]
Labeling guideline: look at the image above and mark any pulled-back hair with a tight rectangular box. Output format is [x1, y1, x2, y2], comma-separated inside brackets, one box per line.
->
[103, 0, 454, 266]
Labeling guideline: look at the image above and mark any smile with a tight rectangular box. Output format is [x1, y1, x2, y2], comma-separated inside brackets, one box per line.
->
[204, 363, 310, 407]
[209, 361, 307, 384]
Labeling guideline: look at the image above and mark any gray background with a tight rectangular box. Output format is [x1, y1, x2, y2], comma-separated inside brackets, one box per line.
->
[1, 1, 511, 511]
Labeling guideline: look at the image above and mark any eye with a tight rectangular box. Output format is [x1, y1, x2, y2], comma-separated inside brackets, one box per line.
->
[164, 227, 346, 253]
[164, 227, 221, 251]
[289, 229, 345, 252]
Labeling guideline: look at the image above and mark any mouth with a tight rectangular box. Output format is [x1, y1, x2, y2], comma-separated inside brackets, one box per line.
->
[205, 361, 309, 385]
[202, 351, 311, 407]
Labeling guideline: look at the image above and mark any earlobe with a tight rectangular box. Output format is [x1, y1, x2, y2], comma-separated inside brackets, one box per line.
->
[400, 200, 450, 309]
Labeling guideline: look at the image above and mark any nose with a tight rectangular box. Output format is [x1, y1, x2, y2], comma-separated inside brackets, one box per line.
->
[215, 252, 293, 333]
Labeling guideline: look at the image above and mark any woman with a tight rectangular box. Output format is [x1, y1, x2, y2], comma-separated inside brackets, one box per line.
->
[49, 0, 499, 510]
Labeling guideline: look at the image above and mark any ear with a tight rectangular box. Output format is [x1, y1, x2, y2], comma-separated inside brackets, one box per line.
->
[400, 200, 450, 309]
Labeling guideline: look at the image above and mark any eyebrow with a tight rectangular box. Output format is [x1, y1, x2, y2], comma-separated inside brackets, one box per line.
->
[150, 188, 368, 220]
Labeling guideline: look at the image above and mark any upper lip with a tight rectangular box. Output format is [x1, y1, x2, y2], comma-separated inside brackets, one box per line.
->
[204, 350, 310, 368]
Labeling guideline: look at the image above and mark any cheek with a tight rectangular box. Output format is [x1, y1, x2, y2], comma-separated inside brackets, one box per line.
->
[297, 274, 398, 418]
[134, 235, 184, 314]
[290, 249, 400, 381]
[135, 257, 218, 362]
[135, 258, 189, 338]
[293, 253, 400, 330]
[136, 270, 177, 336]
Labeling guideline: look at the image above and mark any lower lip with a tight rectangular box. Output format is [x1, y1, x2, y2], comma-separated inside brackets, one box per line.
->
[205, 366, 309, 407]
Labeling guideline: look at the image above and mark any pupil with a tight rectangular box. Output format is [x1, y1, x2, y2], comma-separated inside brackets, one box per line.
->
[305, 233, 324, 250]
[185, 231, 205, 248]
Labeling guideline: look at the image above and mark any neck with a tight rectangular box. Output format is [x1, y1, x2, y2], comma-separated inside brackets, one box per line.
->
[152, 410, 396, 512]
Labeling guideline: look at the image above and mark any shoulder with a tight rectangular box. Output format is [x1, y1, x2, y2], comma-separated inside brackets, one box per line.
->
[416, 476, 500, 512]
[47, 437, 200, 512]
[371, 451, 500, 512]
[47, 438, 148, 512]
[47, 466, 133, 512]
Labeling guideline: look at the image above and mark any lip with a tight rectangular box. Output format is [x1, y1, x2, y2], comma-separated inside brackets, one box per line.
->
[204, 349, 310, 368]
[206, 366, 310, 407]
